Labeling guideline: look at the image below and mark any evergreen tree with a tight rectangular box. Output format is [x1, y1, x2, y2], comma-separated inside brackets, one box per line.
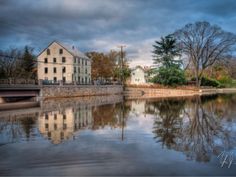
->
[21, 46, 36, 79]
[153, 35, 181, 68]
[152, 35, 186, 86]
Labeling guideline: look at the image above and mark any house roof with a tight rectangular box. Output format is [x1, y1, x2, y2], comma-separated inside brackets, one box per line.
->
[37, 40, 90, 60]
[57, 41, 89, 59]
[131, 65, 145, 72]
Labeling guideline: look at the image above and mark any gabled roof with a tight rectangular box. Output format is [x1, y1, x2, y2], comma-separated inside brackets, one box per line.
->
[131, 65, 145, 72]
[37, 40, 90, 60]
[57, 41, 89, 59]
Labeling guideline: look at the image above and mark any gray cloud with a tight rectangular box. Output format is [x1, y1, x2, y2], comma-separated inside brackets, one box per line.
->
[0, 0, 236, 66]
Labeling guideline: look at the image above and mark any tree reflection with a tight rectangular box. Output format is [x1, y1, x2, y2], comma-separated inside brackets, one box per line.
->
[151, 95, 236, 162]
[0, 114, 37, 144]
[20, 116, 36, 139]
[152, 99, 186, 149]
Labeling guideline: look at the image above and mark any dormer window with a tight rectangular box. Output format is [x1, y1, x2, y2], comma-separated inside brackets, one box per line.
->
[59, 49, 63, 54]
[47, 49, 50, 55]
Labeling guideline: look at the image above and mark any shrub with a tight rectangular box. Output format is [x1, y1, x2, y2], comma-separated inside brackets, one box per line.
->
[200, 77, 221, 87]
[153, 66, 186, 86]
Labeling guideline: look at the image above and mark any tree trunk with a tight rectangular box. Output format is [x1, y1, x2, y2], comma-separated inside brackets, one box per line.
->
[195, 68, 200, 88]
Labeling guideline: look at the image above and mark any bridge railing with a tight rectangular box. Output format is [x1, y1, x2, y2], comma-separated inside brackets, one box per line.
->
[0, 79, 122, 86]
[0, 79, 37, 85]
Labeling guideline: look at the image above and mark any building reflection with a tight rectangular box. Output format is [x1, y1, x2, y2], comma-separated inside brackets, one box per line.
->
[39, 106, 93, 144]
[38, 102, 129, 144]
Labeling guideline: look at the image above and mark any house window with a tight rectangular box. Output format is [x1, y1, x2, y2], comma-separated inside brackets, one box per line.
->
[85, 77, 87, 84]
[81, 78, 84, 84]
[63, 124, 67, 130]
[54, 114, 57, 120]
[54, 124, 57, 130]
[44, 67, 48, 74]
[85, 60, 87, 66]
[74, 57, 76, 63]
[61, 132, 64, 139]
[53, 58, 56, 63]
[78, 76, 80, 83]
[47, 132, 51, 138]
[45, 123, 48, 129]
[53, 77, 57, 82]
[44, 58, 48, 63]
[82, 59, 84, 65]
[62, 57, 66, 63]
[47, 49, 50, 55]
[59, 49, 63, 54]
[63, 115, 66, 120]
[62, 67, 66, 73]
[85, 68, 87, 74]
[45, 114, 48, 120]
[74, 67, 76, 73]
[63, 77, 66, 82]
[78, 58, 80, 64]
[78, 67, 80, 73]
[53, 67, 57, 73]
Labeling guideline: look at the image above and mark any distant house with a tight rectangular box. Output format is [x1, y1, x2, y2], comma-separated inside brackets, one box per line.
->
[130, 66, 146, 85]
[37, 41, 91, 84]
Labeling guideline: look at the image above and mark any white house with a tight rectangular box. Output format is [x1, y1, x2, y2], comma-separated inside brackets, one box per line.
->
[130, 66, 146, 85]
[37, 41, 91, 84]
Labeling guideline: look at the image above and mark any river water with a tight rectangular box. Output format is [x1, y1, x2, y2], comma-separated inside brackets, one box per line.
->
[0, 94, 236, 176]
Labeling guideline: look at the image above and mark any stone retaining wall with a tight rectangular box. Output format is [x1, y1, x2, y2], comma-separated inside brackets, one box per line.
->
[125, 87, 236, 99]
[40, 85, 123, 98]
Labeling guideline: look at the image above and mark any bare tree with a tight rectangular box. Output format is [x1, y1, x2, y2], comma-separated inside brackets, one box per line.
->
[174, 21, 236, 86]
[0, 49, 22, 79]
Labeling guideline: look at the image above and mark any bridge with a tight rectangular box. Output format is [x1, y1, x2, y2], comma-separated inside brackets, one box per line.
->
[0, 79, 41, 110]
[0, 79, 123, 110]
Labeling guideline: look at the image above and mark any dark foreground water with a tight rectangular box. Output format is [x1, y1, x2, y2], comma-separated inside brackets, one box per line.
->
[0, 94, 236, 176]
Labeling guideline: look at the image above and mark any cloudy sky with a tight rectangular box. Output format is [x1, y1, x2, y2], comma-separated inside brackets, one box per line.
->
[0, 0, 236, 67]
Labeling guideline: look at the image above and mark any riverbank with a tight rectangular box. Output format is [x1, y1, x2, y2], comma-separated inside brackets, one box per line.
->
[125, 87, 236, 99]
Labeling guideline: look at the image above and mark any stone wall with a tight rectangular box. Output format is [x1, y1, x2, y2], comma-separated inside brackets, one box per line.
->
[40, 85, 123, 98]
[125, 87, 199, 99]
[125, 87, 236, 99]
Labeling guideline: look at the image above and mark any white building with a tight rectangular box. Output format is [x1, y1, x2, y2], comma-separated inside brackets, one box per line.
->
[37, 41, 91, 84]
[130, 66, 146, 85]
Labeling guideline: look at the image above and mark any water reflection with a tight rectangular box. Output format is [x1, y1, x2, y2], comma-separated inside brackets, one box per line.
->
[149, 95, 236, 162]
[39, 106, 93, 144]
[0, 94, 236, 165]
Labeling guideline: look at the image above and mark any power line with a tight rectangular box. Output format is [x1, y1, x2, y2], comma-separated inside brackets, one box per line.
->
[0, 54, 124, 67]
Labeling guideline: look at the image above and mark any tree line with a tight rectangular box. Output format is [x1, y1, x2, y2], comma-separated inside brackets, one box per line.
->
[0, 46, 36, 79]
[152, 21, 236, 87]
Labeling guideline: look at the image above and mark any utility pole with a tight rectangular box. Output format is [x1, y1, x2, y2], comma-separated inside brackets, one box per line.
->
[117, 45, 126, 141]
[117, 45, 126, 90]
